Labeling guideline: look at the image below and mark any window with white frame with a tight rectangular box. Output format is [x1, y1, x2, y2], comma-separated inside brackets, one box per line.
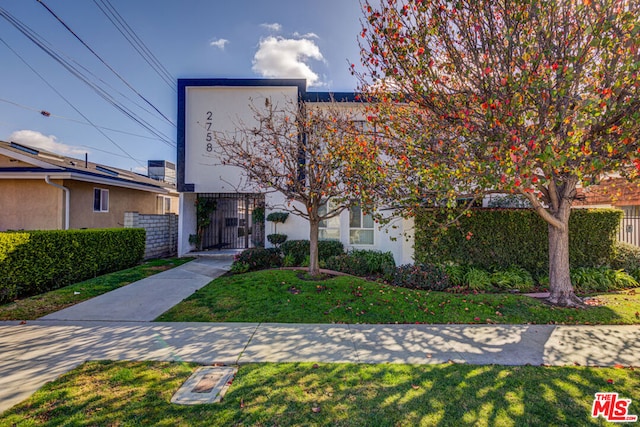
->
[93, 188, 109, 212]
[157, 196, 172, 214]
[349, 204, 374, 245]
[318, 200, 340, 241]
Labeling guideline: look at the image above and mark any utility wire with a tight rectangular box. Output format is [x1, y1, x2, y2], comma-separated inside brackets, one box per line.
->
[93, 0, 176, 91]
[36, 0, 176, 127]
[0, 36, 145, 168]
[0, 97, 165, 141]
[0, 6, 175, 146]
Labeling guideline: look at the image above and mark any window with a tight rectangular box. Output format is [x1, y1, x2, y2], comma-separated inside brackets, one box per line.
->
[93, 188, 109, 212]
[349, 205, 374, 245]
[157, 196, 172, 214]
[318, 200, 340, 241]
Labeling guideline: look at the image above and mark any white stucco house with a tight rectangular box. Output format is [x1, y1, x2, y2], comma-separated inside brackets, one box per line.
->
[176, 78, 413, 264]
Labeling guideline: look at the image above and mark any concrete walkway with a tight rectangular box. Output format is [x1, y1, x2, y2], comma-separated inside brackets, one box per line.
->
[0, 257, 639, 414]
[40, 257, 232, 321]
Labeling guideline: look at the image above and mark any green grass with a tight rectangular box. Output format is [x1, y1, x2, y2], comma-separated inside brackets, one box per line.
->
[1, 360, 637, 426]
[0, 258, 193, 320]
[156, 269, 640, 325]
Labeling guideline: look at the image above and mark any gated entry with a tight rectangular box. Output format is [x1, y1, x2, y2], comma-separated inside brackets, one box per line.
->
[199, 193, 264, 250]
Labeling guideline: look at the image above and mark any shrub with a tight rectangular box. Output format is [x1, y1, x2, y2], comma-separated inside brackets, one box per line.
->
[229, 262, 250, 274]
[465, 268, 493, 291]
[0, 229, 145, 303]
[326, 250, 395, 277]
[266, 212, 290, 223]
[280, 240, 345, 266]
[267, 233, 288, 246]
[611, 242, 640, 273]
[232, 248, 282, 272]
[491, 266, 535, 293]
[571, 267, 638, 293]
[389, 263, 450, 291]
[444, 264, 466, 287]
[415, 208, 621, 276]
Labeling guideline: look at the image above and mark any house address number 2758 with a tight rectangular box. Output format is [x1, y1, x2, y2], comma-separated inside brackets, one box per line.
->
[205, 111, 213, 152]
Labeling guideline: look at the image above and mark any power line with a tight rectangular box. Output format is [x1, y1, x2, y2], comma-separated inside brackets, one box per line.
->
[35, 0, 176, 127]
[0, 36, 145, 168]
[0, 6, 175, 146]
[93, 0, 176, 91]
[0, 97, 166, 141]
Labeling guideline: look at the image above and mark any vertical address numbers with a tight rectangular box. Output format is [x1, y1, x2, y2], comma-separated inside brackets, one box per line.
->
[205, 111, 213, 152]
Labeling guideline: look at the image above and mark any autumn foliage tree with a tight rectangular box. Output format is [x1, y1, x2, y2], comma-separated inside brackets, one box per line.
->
[214, 97, 359, 276]
[353, 0, 640, 306]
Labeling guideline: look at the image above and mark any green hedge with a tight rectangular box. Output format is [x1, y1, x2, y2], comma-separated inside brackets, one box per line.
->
[280, 240, 345, 266]
[415, 208, 622, 277]
[0, 228, 145, 303]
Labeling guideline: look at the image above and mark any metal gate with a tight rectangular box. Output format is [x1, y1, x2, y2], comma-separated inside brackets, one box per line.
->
[619, 216, 640, 247]
[199, 193, 265, 250]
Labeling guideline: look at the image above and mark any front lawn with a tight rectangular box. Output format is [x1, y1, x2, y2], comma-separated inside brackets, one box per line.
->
[0, 257, 193, 320]
[156, 269, 640, 325]
[1, 360, 637, 426]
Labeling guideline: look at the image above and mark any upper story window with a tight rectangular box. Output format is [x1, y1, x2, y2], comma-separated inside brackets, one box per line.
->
[93, 188, 109, 212]
[318, 200, 340, 241]
[349, 204, 374, 245]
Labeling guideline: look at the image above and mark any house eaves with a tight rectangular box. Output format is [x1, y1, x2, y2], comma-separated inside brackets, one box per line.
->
[0, 168, 169, 194]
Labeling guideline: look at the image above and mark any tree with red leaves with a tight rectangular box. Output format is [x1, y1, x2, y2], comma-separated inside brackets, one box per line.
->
[353, 0, 640, 306]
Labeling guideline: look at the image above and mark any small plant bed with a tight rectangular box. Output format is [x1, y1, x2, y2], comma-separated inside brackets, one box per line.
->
[0, 257, 193, 320]
[156, 270, 640, 325]
[2, 360, 638, 426]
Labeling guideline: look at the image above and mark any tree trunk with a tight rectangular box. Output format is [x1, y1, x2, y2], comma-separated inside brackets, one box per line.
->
[309, 218, 321, 276]
[546, 203, 584, 307]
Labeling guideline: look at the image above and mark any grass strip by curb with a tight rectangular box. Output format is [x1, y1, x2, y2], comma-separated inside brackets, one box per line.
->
[1, 360, 637, 426]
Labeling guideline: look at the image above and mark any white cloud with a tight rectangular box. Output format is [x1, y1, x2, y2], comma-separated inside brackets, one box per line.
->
[260, 23, 282, 32]
[9, 130, 87, 157]
[210, 38, 229, 50]
[293, 32, 319, 39]
[252, 36, 325, 87]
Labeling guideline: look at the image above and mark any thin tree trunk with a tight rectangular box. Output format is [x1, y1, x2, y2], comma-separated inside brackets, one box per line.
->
[546, 198, 584, 307]
[309, 219, 320, 276]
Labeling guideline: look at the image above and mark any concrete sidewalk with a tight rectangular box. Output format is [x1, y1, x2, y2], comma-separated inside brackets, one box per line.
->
[40, 257, 232, 321]
[1, 256, 639, 414]
[1, 320, 638, 413]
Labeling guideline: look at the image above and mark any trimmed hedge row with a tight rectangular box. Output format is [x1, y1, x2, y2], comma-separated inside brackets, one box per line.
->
[0, 229, 145, 303]
[415, 208, 622, 276]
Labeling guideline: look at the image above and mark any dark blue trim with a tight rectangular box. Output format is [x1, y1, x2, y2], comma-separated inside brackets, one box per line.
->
[304, 92, 361, 102]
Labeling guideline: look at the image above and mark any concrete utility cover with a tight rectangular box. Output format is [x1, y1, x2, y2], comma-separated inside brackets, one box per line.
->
[171, 366, 237, 405]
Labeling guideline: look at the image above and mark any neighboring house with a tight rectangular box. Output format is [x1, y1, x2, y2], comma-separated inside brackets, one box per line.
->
[0, 140, 178, 231]
[574, 177, 640, 246]
[177, 78, 413, 264]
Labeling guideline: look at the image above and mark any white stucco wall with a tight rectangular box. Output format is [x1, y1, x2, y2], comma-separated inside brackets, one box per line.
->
[178, 192, 197, 257]
[184, 86, 298, 193]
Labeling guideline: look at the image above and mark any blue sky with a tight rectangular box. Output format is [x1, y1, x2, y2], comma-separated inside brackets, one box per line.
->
[0, 0, 363, 173]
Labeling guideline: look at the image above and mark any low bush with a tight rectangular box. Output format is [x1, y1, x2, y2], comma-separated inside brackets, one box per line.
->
[280, 240, 345, 266]
[266, 233, 288, 246]
[465, 268, 493, 292]
[388, 263, 450, 291]
[232, 248, 282, 272]
[325, 250, 395, 277]
[0, 229, 145, 303]
[491, 266, 535, 293]
[444, 264, 466, 287]
[571, 267, 638, 293]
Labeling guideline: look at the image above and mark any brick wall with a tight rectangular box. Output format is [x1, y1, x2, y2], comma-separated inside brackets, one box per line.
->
[124, 212, 178, 259]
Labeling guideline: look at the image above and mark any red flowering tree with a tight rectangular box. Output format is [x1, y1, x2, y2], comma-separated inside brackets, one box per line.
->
[214, 98, 360, 276]
[354, 0, 640, 306]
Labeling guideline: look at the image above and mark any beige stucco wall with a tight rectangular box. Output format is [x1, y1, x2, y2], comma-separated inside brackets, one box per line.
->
[0, 178, 178, 231]
[65, 180, 175, 229]
[0, 179, 63, 230]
